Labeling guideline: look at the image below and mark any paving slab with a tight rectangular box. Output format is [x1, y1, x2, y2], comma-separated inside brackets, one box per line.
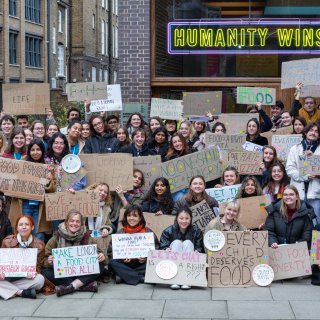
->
[227, 301, 295, 319]
[38, 292, 94, 299]
[14, 318, 77, 320]
[96, 300, 165, 318]
[33, 299, 103, 318]
[152, 285, 211, 300]
[163, 300, 228, 319]
[290, 300, 320, 319]
[270, 285, 320, 300]
[0, 299, 44, 317]
[211, 287, 272, 301]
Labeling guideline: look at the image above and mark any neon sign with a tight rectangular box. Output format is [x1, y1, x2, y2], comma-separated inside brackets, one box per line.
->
[168, 19, 320, 54]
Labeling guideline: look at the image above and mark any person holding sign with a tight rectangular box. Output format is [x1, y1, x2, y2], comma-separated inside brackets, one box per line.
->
[214, 166, 240, 188]
[280, 111, 293, 129]
[120, 128, 149, 157]
[2, 127, 27, 159]
[164, 120, 178, 141]
[42, 209, 106, 296]
[211, 122, 227, 134]
[292, 116, 307, 135]
[164, 132, 190, 161]
[246, 118, 268, 147]
[67, 119, 85, 155]
[108, 205, 157, 285]
[246, 102, 273, 133]
[265, 185, 314, 249]
[179, 120, 199, 152]
[159, 206, 203, 290]
[235, 176, 263, 199]
[148, 127, 169, 161]
[31, 121, 48, 150]
[0, 215, 45, 300]
[148, 116, 163, 134]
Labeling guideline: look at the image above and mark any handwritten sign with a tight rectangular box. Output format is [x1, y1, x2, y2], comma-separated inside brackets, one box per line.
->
[190, 200, 215, 233]
[261, 126, 293, 145]
[52, 244, 100, 278]
[311, 230, 320, 265]
[298, 154, 320, 176]
[300, 85, 320, 98]
[45, 190, 99, 221]
[183, 91, 222, 116]
[0, 248, 37, 277]
[206, 184, 241, 204]
[208, 231, 269, 287]
[150, 98, 183, 120]
[66, 82, 108, 101]
[122, 103, 149, 124]
[272, 134, 302, 161]
[79, 153, 133, 191]
[59, 167, 87, 191]
[269, 242, 312, 281]
[242, 141, 263, 153]
[224, 151, 262, 175]
[89, 85, 122, 112]
[237, 87, 276, 105]
[0, 158, 49, 201]
[281, 58, 320, 89]
[252, 264, 274, 286]
[204, 133, 246, 151]
[3, 83, 50, 115]
[112, 233, 155, 259]
[217, 113, 259, 134]
[145, 250, 207, 287]
[157, 147, 222, 193]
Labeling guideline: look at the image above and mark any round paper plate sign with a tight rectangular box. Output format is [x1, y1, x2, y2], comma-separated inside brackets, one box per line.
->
[156, 260, 178, 280]
[204, 230, 225, 251]
[61, 154, 81, 173]
[252, 264, 274, 287]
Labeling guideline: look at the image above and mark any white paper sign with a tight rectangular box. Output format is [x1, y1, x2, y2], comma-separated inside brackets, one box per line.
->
[150, 98, 183, 120]
[242, 141, 263, 153]
[90, 84, 122, 112]
[204, 230, 225, 251]
[112, 232, 155, 259]
[252, 264, 274, 287]
[206, 184, 241, 204]
[156, 260, 178, 279]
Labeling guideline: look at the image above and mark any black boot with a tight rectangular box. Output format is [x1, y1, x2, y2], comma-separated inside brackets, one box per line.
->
[56, 284, 75, 297]
[21, 288, 36, 299]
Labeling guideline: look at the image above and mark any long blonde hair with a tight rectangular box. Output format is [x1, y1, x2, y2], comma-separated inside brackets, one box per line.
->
[280, 185, 301, 218]
[87, 182, 111, 206]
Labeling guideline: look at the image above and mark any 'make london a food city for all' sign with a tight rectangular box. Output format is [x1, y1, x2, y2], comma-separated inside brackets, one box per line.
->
[167, 19, 320, 55]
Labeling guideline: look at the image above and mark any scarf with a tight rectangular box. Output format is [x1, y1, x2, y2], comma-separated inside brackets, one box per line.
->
[301, 139, 320, 154]
[123, 224, 146, 234]
[17, 233, 33, 248]
[299, 108, 320, 124]
[57, 222, 87, 248]
[88, 201, 107, 237]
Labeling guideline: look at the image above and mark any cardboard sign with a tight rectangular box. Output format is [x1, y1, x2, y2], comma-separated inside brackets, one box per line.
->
[224, 151, 262, 175]
[237, 87, 276, 105]
[157, 147, 222, 193]
[66, 82, 108, 101]
[45, 190, 99, 221]
[217, 113, 259, 134]
[89, 85, 122, 112]
[150, 98, 183, 120]
[112, 232, 155, 259]
[272, 134, 302, 161]
[190, 200, 215, 233]
[52, 244, 100, 278]
[206, 184, 241, 204]
[300, 85, 320, 98]
[242, 141, 263, 153]
[0, 248, 37, 277]
[281, 58, 320, 89]
[208, 231, 269, 287]
[122, 103, 149, 124]
[183, 91, 222, 116]
[261, 126, 293, 145]
[79, 153, 133, 191]
[133, 156, 162, 192]
[311, 230, 320, 265]
[204, 133, 246, 151]
[145, 250, 207, 287]
[298, 154, 320, 176]
[2, 83, 50, 115]
[0, 158, 49, 201]
[269, 242, 312, 281]
[59, 167, 87, 191]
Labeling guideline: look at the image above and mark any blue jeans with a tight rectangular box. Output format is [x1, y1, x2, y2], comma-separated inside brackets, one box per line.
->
[22, 201, 44, 242]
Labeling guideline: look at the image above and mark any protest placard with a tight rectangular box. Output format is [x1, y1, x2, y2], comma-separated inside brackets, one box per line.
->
[204, 133, 246, 151]
[150, 98, 183, 120]
[133, 156, 162, 192]
[261, 126, 293, 144]
[190, 200, 215, 233]
[237, 87, 276, 105]
[300, 85, 320, 98]
[59, 167, 87, 191]
[52, 244, 100, 278]
[145, 250, 207, 287]
[269, 242, 312, 281]
[66, 82, 108, 101]
[217, 113, 259, 134]
[183, 91, 222, 116]
[157, 147, 222, 193]
[311, 230, 320, 265]
[208, 231, 269, 287]
[298, 154, 320, 176]
[0, 158, 49, 201]
[79, 153, 133, 190]
[122, 103, 149, 124]
[45, 190, 99, 221]
[206, 184, 241, 204]
[281, 58, 320, 89]
[242, 141, 263, 153]
[272, 134, 302, 161]
[224, 151, 262, 175]
[89, 85, 122, 112]
[112, 233, 155, 259]
[0, 248, 37, 277]
[2, 83, 50, 115]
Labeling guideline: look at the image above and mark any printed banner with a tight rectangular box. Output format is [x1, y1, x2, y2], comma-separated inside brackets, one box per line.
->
[237, 87, 276, 105]
[217, 113, 259, 134]
[206, 184, 241, 204]
[89, 85, 122, 112]
[204, 133, 246, 151]
[298, 154, 320, 176]
[66, 82, 108, 101]
[311, 230, 320, 265]
[272, 134, 302, 161]
[224, 151, 262, 175]
[190, 200, 215, 233]
[150, 98, 183, 120]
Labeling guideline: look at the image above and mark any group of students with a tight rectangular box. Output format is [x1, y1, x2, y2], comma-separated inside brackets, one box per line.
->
[0, 84, 319, 299]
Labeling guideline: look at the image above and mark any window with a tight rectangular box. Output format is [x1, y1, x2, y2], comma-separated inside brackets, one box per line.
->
[92, 14, 95, 29]
[113, 25, 118, 58]
[25, 35, 42, 67]
[25, 0, 41, 23]
[101, 19, 105, 55]
[104, 70, 108, 83]
[9, 0, 17, 16]
[9, 32, 18, 64]
[57, 44, 64, 76]
[92, 67, 96, 82]
[52, 27, 56, 54]
[58, 10, 62, 33]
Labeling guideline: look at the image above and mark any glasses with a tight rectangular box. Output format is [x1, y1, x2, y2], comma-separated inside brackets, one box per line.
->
[93, 121, 103, 128]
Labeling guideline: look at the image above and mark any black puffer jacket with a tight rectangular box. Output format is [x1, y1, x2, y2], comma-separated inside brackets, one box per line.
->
[119, 143, 149, 157]
[84, 133, 119, 153]
[265, 200, 315, 248]
[159, 223, 204, 253]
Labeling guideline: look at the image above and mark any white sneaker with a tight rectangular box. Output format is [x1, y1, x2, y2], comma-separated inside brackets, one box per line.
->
[181, 285, 191, 290]
[170, 284, 180, 290]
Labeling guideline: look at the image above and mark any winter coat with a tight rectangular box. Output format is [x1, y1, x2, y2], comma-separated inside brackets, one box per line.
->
[148, 142, 169, 161]
[0, 213, 13, 246]
[141, 198, 174, 215]
[265, 200, 314, 247]
[172, 196, 219, 215]
[205, 214, 246, 234]
[119, 143, 149, 157]
[257, 108, 273, 133]
[159, 223, 204, 253]
[289, 99, 320, 124]
[246, 135, 269, 147]
[84, 133, 119, 153]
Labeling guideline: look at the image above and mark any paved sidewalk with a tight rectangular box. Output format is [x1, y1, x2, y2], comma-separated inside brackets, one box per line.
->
[0, 277, 319, 319]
